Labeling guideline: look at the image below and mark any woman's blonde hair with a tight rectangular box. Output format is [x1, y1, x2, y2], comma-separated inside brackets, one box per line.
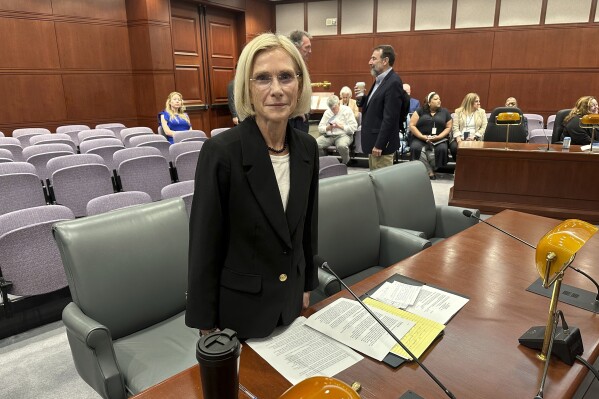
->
[564, 96, 596, 124]
[456, 93, 480, 114]
[234, 33, 312, 120]
[164, 92, 190, 123]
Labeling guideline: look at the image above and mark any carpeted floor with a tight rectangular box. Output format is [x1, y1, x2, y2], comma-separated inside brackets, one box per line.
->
[0, 165, 455, 399]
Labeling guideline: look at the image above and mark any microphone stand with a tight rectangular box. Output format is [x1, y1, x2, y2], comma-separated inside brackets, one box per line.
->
[320, 262, 457, 399]
[463, 210, 599, 300]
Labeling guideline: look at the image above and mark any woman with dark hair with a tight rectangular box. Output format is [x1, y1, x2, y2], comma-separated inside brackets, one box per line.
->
[408, 92, 452, 179]
[186, 33, 318, 340]
[563, 96, 599, 145]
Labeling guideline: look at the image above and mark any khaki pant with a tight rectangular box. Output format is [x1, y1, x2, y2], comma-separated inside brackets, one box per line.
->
[368, 153, 394, 170]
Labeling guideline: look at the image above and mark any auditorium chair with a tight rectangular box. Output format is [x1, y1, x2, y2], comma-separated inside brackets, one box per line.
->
[483, 107, 527, 143]
[0, 162, 47, 216]
[120, 127, 154, 147]
[0, 148, 13, 162]
[369, 162, 479, 245]
[0, 137, 24, 161]
[86, 191, 152, 216]
[53, 199, 197, 399]
[129, 134, 170, 161]
[313, 172, 430, 305]
[57, 124, 90, 134]
[172, 130, 207, 143]
[30, 133, 77, 152]
[161, 180, 194, 215]
[319, 163, 348, 179]
[551, 109, 571, 144]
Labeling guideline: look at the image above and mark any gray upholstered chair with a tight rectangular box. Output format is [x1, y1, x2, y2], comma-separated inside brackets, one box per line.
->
[172, 130, 207, 143]
[314, 172, 430, 305]
[57, 124, 90, 134]
[0, 137, 24, 161]
[0, 162, 47, 215]
[370, 162, 479, 245]
[53, 199, 197, 399]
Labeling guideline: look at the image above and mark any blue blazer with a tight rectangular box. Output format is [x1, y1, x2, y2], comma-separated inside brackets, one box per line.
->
[357, 69, 405, 155]
[186, 118, 319, 339]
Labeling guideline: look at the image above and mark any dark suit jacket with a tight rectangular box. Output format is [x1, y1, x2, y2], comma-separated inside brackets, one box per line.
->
[185, 118, 319, 339]
[357, 69, 405, 155]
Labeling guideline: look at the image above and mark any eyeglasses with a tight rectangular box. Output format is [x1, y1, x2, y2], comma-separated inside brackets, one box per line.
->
[506, 102, 517, 106]
[250, 72, 301, 88]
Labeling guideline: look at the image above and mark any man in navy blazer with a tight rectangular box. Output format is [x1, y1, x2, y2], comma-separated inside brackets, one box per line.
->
[356, 45, 408, 170]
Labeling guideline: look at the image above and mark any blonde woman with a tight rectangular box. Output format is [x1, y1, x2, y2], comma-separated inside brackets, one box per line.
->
[158, 91, 191, 143]
[563, 96, 599, 145]
[186, 33, 318, 340]
[450, 93, 487, 161]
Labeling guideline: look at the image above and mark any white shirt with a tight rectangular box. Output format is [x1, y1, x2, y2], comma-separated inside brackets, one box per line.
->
[270, 153, 290, 211]
[318, 104, 358, 136]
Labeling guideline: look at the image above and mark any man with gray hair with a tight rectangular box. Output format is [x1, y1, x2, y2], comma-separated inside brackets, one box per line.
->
[316, 95, 358, 164]
[289, 30, 312, 61]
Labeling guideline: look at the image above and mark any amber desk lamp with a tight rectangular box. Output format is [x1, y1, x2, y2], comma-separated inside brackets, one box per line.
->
[580, 113, 599, 153]
[311, 81, 331, 89]
[496, 112, 522, 150]
[520, 220, 598, 357]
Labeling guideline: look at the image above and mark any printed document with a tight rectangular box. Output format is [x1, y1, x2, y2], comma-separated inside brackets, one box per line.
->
[403, 285, 469, 325]
[246, 317, 363, 385]
[304, 298, 416, 361]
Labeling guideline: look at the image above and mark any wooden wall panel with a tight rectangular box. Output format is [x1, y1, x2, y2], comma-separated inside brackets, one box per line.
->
[488, 72, 599, 114]
[387, 31, 495, 71]
[492, 26, 599, 69]
[175, 67, 203, 100]
[56, 22, 132, 70]
[52, 0, 127, 21]
[0, 75, 66, 126]
[211, 68, 233, 103]
[172, 16, 200, 53]
[0, 0, 52, 13]
[62, 74, 136, 120]
[245, 0, 274, 40]
[129, 25, 174, 70]
[126, 0, 170, 22]
[0, 17, 60, 69]
[134, 73, 176, 124]
[310, 36, 375, 75]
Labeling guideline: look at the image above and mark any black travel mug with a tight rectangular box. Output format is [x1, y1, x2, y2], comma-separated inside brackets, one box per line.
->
[196, 328, 241, 399]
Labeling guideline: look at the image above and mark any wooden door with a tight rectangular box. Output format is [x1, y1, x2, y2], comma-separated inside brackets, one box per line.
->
[170, 2, 239, 134]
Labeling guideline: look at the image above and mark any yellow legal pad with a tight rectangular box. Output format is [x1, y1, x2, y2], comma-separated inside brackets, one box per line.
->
[364, 297, 445, 361]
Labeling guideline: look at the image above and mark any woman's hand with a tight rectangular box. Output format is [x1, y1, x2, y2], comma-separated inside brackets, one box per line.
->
[303, 292, 311, 309]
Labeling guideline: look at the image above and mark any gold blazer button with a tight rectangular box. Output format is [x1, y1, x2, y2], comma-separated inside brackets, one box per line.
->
[279, 274, 288, 282]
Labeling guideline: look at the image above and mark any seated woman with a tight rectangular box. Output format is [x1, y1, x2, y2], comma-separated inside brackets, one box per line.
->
[450, 93, 487, 161]
[339, 86, 360, 120]
[409, 92, 452, 179]
[563, 96, 599, 145]
[317, 95, 358, 164]
[158, 91, 192, 144]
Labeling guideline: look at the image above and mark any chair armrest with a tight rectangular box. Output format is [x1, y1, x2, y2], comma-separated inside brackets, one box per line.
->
[316, 267, 341, 298]
[379, 225, 431, 267]
[62, 302, 126, 399]
[398, 228, 427, 239]
[434, 206, 480, 238]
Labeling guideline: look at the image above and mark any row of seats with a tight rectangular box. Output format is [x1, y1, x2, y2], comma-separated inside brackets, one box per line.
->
[0, 145, 202, 217]
[46, 161, 479, 398]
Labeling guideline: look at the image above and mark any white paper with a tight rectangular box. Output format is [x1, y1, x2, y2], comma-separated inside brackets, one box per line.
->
[310, 95, 319, 110]
[246, 317, 363, 385]
[304, 298, 416, 361]
[403, 285, 469, 325]
[370, 281, 422, 309]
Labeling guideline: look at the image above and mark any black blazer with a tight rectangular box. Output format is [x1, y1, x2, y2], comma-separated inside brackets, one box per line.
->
[357, 69, 405, 155]
[185, 118, 319, 339]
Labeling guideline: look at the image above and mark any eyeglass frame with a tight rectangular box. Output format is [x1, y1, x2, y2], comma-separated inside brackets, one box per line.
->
[249, 72, 302, 88]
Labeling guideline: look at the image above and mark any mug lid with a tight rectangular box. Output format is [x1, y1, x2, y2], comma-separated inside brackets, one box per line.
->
[197, 328, 241, 361]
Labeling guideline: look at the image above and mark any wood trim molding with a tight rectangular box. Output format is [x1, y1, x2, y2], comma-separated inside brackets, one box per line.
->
[539, 0, 548, 25]
[590, 0, 598, 22]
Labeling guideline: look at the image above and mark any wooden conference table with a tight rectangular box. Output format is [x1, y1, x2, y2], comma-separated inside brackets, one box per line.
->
[449, 141, 599, 224]
[133, 210, 599, 399]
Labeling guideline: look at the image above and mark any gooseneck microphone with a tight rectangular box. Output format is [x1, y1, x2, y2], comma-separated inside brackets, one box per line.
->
[462, 210, 535, 249]
[314, 255, 457, 399]
[462, 210, 599, 301]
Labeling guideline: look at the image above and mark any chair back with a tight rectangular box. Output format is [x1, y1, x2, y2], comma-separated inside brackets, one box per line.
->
[57, 125, 90, 134]
[0, 205, 74, 295]
[120, 127, 154, 145]
[161, 181, 194, 215]
[173, 130, 206, 143]
[523, 114, 544, 137]
[113, 147, 161, 168]
[23, 143, 75, 180]
[551, 109, 571, 143]
[52, 199, 189, 339]
[529, 129, 552, 144]
[0, 148, 14, 162]
[118, 155, 172, 200]
[86, 191, 152, 216]
[370, 162, 436, 239]
[319, 163, 348, 179]
[13, 130, 49, 147]
[319, 156, 340, 169]
[174, 151, 201, 182]
[318, 173, 381, 279]
[78, 129, 116, 143]
[169, 142, 203, 162]
[483, 107, 527, 143]
[0, 166, 46, 216]
[95, 123, 126, 137]
[0, 137, 24, 161]
[210, 128, 228, 137]
[546, 115, 556, 131]
[30, 133, 77, 152]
